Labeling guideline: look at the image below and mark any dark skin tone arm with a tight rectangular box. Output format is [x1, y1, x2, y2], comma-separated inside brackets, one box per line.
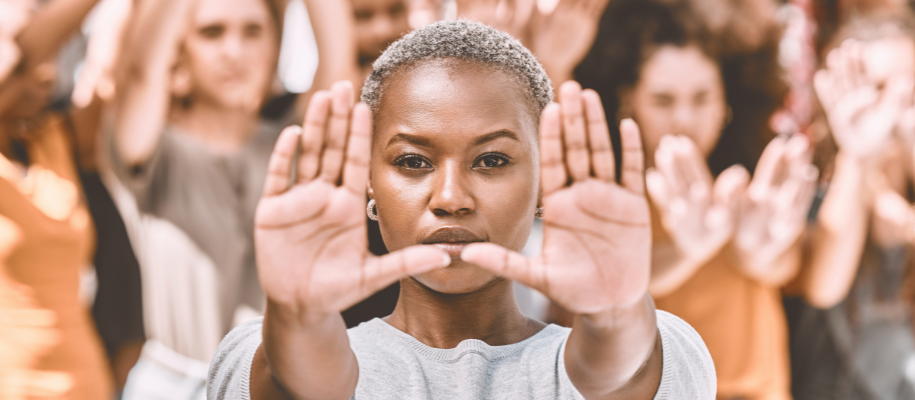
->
[249, 67, 661, 398]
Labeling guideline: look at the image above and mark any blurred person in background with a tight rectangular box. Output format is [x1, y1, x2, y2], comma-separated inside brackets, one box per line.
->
[107, 0, 291, 397]
[575, 0, 819, 399]
[0, 0, 120, 397]
[787, 14, 915, 399]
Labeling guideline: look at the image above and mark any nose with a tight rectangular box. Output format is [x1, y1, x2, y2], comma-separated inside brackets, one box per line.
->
[428, 161, 475, 217]
[222, 33, 244, 61]
[671, 104, 694, 136]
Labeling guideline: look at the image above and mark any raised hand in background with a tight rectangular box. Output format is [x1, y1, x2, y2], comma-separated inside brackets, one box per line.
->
[815, 39, 915, 161]
[527, 0, 610, 83]
[732, 135, 818, 283]
[646, 135, 748, 273]
[71, 0, 132, 108]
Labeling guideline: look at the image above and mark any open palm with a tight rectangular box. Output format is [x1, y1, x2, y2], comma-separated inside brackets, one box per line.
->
[462, 82, 651, 313]
[255, 82, 449, 316]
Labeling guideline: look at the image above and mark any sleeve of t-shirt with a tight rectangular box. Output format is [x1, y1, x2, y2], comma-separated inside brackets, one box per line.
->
[207, 317, 263, 400]
[105, 127, 175, 213]
[653, 310, 717, 399]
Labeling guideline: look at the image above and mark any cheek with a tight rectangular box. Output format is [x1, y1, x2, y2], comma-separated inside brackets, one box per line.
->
[371, 165, 431, 251]
[692, 104, 726, 156]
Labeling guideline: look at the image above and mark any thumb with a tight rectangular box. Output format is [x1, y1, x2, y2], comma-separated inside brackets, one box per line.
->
[460, 243, 547, 292]
[362, 245, 451, 295]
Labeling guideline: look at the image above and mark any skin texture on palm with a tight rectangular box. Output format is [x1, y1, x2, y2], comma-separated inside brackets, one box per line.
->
[253, 73, 662, 399]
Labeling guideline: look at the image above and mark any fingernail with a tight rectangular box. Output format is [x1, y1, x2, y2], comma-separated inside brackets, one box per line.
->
[442, 252, 453, 266]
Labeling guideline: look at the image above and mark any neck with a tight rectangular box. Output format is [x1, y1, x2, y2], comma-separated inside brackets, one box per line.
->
[170, 99, 259, 154]
[384, 278, 545, 349]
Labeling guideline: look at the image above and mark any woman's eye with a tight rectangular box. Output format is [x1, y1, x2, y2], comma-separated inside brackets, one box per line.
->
[199, 25, 224, 39]
[395, 155, 431, 169]
[474, 154, 509, 168]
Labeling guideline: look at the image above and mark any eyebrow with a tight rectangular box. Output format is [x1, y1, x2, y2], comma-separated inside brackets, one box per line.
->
[384, 130, 521, 149]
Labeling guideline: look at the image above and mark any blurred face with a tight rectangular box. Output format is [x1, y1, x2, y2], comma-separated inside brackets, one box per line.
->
[625, 45, 727, 166]
[352, 0, 410, 66]
[182, 0, 278, 111]
[370, 61, 540, 294]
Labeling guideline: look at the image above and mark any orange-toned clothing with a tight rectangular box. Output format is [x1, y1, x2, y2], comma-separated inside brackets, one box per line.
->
[654, 246, 792, 400]
[0, 117, 112, 399]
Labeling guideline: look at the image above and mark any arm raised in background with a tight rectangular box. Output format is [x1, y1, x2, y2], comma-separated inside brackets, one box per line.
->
[461, 82, 662, 399]
[645, 135, 748, 297]
[805, 39, 914, 309]
[113, 0, 193, 167]
[250, 81, 450, 400]
[14, 0, 101, 72]
[293, 0, 359, 119]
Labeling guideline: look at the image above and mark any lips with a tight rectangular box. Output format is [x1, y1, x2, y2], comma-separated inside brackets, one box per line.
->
[422, 227, 486, 260]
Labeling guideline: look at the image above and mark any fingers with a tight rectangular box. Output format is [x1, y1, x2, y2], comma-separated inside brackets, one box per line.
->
[712, 165, 749, 227]
[654, 136, 685, 196]
[263, 126, 303, 197]
[582, 89, 615, 181]
[320, 81, 355, 183]
[299, 91, 331, 183]
[460, 243, 547, 292]
[540, 103, 567, 195]
[673, 136, 713, 191]
[619, 118, 645, 194]
[646, 169, 670, 210]
[559, 82, 590, 181]
[748, 136, 788, 202]
[342, 103, 372, 195]
[363, 246, 452, 296]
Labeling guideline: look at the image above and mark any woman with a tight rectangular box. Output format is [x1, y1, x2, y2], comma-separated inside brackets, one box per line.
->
[575, 1, 818, 399]
[208, 20, 715, 399]
[794, 15, 915, 399]
[108, 0, 285, 397]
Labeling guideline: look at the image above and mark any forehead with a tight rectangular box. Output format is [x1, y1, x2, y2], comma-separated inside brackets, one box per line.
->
[194, 0, 272, 24]
[374, 60, 538, 142]
[638, 45, 721, 93]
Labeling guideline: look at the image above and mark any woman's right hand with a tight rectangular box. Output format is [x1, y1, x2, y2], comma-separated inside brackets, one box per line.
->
[646, 135, 749, 266]
[814, 39, 914, 161]
[255, 81, 451, 320]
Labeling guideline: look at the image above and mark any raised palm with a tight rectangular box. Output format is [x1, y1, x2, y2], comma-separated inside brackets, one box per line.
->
[814, 39, 914, 160]
[462, 82, 651, 313]
[733, 135, 818, 271]
[646, 135, 748, 267]
[255, 82, 449, 315]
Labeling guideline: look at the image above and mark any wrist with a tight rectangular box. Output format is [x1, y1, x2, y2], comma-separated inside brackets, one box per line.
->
[578, 293, 656, 332]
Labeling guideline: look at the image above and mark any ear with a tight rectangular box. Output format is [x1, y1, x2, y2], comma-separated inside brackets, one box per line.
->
[368, 183, 375, 200]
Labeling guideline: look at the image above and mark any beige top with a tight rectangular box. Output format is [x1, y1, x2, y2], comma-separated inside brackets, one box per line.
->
[105, 123, 279, 363]
[0, 117, 112, 399]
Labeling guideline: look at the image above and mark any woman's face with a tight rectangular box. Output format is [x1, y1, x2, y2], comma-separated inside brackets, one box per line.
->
[181, 0, 278, 111]
[370, 61, 540, 294]
[625, 44, 727, 166]
[352, 0, 410, 66]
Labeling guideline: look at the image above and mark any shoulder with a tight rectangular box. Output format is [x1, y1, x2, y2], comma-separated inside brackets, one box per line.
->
[208, 317, 263, 400]
[654, 310, 717, 399]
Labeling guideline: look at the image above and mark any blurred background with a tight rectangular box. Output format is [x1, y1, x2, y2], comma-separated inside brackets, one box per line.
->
[2, 0, 915, 399]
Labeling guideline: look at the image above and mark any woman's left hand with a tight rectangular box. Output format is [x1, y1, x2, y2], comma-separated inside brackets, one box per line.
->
[462, 81, 651, 314]
[732, 135, 818, 278]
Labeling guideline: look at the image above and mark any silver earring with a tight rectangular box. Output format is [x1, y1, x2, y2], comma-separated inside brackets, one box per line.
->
[535, 207, 544, 219]
[367, 199, 379, 221]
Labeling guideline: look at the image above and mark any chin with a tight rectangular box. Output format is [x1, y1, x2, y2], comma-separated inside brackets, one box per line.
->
[410, 261, 501, 295]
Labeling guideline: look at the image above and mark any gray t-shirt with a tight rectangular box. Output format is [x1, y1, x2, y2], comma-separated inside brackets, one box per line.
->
[207, 310, 716, 399]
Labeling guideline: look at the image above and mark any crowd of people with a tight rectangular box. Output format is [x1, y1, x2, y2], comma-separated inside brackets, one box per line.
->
[2, 0, 915, 398]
